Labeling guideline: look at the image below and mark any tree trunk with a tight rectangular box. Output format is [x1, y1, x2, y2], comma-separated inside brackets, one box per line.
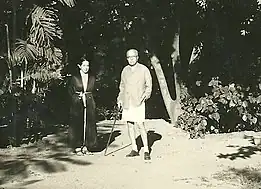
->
[5, 24, 12, 93]
[20, 69, 24, 88]
[12, 0, 17, 49]
[32, 79, 36, 94]
[150, 1, 199, 125]
[24, 58, 28, 87]
[171, 33, 182, 124]
[151, 56, 176, 123]
[171, 32, 181, 101]
[150, 32, 183, 125]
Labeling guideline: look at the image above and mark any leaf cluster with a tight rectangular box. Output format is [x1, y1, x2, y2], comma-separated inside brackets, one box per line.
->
[177, 77, 261, 138]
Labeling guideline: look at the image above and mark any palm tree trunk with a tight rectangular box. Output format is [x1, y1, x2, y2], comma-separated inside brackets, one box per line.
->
[32, 79, 36, 94]
[24, 58, 28, 87]
[20, 69, 24, 88]
[12, 0, 17, 49]
[5, 24, 12, 93]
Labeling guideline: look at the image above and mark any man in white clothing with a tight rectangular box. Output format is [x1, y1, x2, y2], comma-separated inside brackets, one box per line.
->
[117, 49, 152, 160]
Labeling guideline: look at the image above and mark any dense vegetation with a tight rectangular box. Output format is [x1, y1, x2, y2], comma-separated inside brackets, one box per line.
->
[0, 0, 261, 146]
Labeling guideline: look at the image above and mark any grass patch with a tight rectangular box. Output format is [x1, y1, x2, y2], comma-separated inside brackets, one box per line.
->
[214, 167, 261, 189]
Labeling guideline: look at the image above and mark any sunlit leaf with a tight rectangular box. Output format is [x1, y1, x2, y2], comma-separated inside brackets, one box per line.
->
[248, 96, 256, 103]
[201, 119, 207, 127]
[44, 47, 63, 65]
[228, 83, 236, 91]
[256, 95, 261, 104]
[212, 112, 220, 122]
[242, 101, 248, 108]
[229, 100, 236, 107]
[208, 106, 214, 113]
[13, 39, 38, 63]
[242, 114, 247, 121]
[58, 0, 76, 7]
[251, 117, 258, 124]
[213, 91, 220, 98]
[29, 6, 63, 47]
[218, 98, 228, 105]
[207, 99, 214, 105]
[196, 104, 202, 111]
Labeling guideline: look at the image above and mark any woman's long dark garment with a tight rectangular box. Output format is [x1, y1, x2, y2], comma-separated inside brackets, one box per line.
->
[68, 73, 97, 150]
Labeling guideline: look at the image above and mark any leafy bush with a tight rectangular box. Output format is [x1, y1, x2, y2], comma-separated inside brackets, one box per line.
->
[96, 106, 113, 120]
[0, 88, 55, 147]
[177, 77, 261, 138]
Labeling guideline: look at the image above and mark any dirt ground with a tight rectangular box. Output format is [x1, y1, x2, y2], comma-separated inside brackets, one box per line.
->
[1, 119, 261, 189]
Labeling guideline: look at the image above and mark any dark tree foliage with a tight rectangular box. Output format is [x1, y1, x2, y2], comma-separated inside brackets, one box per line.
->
[1, 0, 261, 144]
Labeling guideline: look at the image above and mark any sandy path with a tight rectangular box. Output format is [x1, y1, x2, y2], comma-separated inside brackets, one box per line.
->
[1, 119, 261, 189]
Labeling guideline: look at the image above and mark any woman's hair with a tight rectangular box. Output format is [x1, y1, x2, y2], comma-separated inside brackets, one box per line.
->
[80, 56, 88, 64]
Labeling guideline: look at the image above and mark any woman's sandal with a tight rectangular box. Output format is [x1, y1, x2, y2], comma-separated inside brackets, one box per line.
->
[81, 146, 93, 155]
[74, 148, 83, 156]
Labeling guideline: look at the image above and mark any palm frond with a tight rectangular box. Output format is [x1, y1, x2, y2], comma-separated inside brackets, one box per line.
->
[44, 47, 63, 65]
[57, 0, 76, 7]
[14, 39, 39, 63]
[37, 46, 62, 65]
[29, 6, 63, 47]
[8, 52, 20, 67]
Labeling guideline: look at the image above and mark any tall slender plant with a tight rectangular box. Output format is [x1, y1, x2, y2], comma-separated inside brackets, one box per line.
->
[10, 0, 76, 93]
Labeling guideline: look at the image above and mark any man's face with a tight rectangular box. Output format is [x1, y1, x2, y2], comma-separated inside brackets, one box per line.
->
[126, 50, 138, 66]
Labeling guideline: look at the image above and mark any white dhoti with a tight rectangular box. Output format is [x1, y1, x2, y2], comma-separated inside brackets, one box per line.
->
[121, 102, 145, 122]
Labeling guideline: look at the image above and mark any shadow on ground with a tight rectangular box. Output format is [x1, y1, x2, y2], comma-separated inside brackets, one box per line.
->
[92, 130, 121, 152]
[0, 122, 123, 186]
[92, 121, 123, 153]
[214, 167, 261, 189]
[0, 126, 91, 186]
[136, 130, 162, 154]
[217, 135, 261, 160]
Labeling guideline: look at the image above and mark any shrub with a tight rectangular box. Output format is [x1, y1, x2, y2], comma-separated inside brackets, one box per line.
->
[96, 106, 113, 120]
[0, 88, 53, 147]
[177, 77, 261, 138]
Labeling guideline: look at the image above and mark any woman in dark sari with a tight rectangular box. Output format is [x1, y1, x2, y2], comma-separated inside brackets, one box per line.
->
[68, 58, 97, 155]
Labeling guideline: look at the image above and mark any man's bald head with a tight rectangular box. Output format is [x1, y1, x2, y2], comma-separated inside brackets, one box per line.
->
[126, 49, 138, 57]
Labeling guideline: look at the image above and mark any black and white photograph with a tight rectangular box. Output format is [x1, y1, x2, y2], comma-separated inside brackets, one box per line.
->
[1, 0, 261, 188]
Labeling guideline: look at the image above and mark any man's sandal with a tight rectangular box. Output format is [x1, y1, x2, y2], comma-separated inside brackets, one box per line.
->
[144, 152, 151, 160]
[126, 150, 139, 157]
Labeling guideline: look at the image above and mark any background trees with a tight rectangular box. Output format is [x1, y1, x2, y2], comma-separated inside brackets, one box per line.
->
[1, 0, 261, 146]
[0, 0, 76, 146]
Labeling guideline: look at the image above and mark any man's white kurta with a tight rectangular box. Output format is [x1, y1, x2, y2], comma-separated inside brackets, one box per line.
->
[117, 63, 152, 122]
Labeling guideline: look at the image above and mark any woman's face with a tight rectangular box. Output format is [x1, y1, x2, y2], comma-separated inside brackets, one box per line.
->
[79, 60, 90, 74]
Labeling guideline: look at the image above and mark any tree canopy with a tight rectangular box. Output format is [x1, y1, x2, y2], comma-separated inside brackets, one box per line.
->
[0, 0, 261, 143]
